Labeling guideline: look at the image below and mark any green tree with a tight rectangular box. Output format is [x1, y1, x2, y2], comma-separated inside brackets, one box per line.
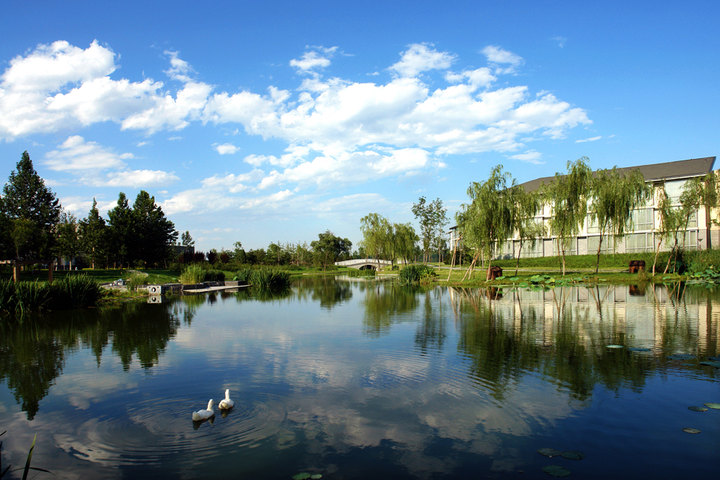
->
[107, 192, 134, 268]
[79, 198, 109, 269]
[181, 231, 195, 247]
[412, 197, 447, 263]
[393, 223, 418, 265]
[545, 157, 593, 276]
[682, 172, 719, 249]
[589, 167, 651, 273]
[131, 191, 178, 267]
[1, 151, 61, 280]
[457, 165, 517, 280]
[55, 212, 81, 270]
[311, 230, 352, 270]
[360, 213, 394, 267]
[512, 187, 544, 276]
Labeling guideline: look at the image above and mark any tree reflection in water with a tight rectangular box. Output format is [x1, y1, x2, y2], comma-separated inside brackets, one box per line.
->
[0, 300, 193, 419]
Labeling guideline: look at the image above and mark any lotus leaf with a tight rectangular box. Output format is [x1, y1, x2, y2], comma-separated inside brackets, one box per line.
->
[542, 465, 571, 477]
[538, 448, 563, 458]
[682, 427, 701, 434]
[561, 451, 584, 460]
[688, 406, 708, 412]
[704, 402, 720, 410]
[293, 473, 312, 480]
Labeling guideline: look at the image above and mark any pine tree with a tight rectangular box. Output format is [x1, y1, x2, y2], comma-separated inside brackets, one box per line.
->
[1, 151, 61, 280]
[79, 199, 108, 269]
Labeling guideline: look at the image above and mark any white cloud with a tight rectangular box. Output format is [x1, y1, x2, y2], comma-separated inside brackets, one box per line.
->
[215, 143, 239, 155]
[390, 43, 455, 77]
[44, 135, 131, 171]
[95, 169, 179, 188]
[290, 46, 338, 73]
[482, 45, 524, 67]
[575, 135, 602, 143]
[552, 36, 568, 48]
[509, 150, 543, 164]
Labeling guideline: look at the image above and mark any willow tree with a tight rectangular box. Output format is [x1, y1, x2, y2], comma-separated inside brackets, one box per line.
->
[545, 157, 592, 276]
[457, 165, 517, 281]
[360, 213, 393, 267]
[512, 187, 544, 276]
[589, 167, 651, 273]
[682, 172, 718, 248]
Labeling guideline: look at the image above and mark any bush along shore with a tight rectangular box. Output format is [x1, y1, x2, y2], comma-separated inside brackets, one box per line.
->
[0, 275, 101, 317]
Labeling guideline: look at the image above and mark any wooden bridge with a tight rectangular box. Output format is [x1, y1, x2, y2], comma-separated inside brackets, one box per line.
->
[335, 259, 393, 270]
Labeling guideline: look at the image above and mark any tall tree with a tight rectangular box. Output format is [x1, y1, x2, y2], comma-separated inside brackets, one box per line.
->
[107, 193, 134, 268]
[682, 172, 718, 249]
[589, 167, 651, 273]
[79, 198, 108, 269]
[393, 223, 418, 265]
[181, 231, 195, 247]
[1, 151, 61, 280]
[457, 165, 517, 280]
[55, 212, 81, 270]
[131, 190, 178, 267]
[412, 197, 447, 263]
[512, 187, 544, 276]
[360, 213, 393, 267]
[311, 230, 352, 270]
[544, 157, 593, 276]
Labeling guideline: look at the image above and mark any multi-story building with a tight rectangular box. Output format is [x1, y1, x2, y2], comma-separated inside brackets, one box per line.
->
[450, 156, 717, 259]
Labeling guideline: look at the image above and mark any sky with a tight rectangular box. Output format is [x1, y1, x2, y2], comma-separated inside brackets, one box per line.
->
[0, 0, 718, 251]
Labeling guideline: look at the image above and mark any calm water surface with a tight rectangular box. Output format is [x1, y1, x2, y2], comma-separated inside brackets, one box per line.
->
[0, 277, 718, 479]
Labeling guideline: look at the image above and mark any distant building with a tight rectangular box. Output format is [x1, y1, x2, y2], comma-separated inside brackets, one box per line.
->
[450, 156, 718, 259]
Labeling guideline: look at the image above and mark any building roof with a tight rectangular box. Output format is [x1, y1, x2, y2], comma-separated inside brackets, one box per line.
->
[519, 156, 716, 192]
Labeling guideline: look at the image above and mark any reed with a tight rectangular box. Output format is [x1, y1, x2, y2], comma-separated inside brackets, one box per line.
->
[250, 267, 291, 290]
[179, 264, 205, 284]
[398, 265, 436, 285]
[48, 275, 102, 309]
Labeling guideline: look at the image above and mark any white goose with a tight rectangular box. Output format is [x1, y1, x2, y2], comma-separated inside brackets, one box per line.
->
[192, 399, 215, 421]
[218, 389, 234, 410]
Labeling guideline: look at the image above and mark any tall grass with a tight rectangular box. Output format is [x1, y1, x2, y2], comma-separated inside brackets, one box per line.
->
[249, 267, 291, 291]
[0, 275, 100, 317]
[179, 264, 205, 284]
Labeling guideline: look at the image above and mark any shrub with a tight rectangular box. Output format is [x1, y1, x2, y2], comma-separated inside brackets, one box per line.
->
[126, 271, 149, 290]
[398, 265, 437, 285]
[179, 264, 205, 284]
[234, 267, 253, 284]
[203, 269, 225, 282]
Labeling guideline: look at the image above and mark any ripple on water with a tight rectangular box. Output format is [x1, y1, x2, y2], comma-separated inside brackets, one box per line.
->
[55, 392, 288, 467]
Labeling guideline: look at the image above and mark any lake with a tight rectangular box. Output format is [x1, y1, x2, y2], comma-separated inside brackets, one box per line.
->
[0, 277, 718, 479]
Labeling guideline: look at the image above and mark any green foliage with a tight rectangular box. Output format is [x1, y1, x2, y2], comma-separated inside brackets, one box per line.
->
[48, 275, 102, 309]
[1, 151, 61, 263]
[398, 264, 437, 285]
[311, 230, 352, 270]
[126, 271, 149, 290]
[234, 267, 253, 284]
[202, 270, 225, 282]
[0, 275, 101, 316]
[412, 196, 447, 263]
[79, 198, 109, 269]
[249, 267, 291, 290]
[179, 264, 205, 284]
[544, 157, 593, 275]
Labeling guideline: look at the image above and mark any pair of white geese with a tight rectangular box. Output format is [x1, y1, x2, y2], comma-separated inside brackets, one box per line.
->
[192, 389, 234, 421]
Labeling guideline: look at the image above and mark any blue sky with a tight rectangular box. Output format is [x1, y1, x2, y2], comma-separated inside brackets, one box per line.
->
[0, 0, 718, 251]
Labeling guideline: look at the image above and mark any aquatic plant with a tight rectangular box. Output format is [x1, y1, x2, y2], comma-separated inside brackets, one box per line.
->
[249, 267, 291, 290]
[179, 264, 205, 284]
[48, 275, 102, 309]
[398, 264, 436, 285]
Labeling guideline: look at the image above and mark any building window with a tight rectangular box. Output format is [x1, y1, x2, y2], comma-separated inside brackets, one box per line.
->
[631, 208, 653, 231]
[626, 233, 653, 252]
[588, 235, 614, 254]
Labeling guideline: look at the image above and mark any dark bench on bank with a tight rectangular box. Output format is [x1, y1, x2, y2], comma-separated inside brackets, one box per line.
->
[629, 260, 646, 273]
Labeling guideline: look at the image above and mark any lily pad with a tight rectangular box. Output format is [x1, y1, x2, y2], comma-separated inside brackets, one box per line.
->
[668, 354, 695, 360]
[561, 450, 584, 460]
[538, 447, 563, 458]
[704, 402, 720, 410]
[682, 427, 701, 434]
[628, 347, 651, 352]
[688, 406, 708, 412]
[311, 475, 323, 480]
[606, 344, 624, 349]
[542, 465, 571, 477]
[699, 361, 720, 368]
[292, 473, 312, 480]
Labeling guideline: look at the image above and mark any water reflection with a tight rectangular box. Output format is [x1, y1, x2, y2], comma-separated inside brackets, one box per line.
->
[0, 279, 717, 479]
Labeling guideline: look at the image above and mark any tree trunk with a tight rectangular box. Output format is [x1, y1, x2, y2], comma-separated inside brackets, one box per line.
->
[461, 251, 480, 281]
[652, 237, 663, 275]
[595, 233, 604, 274]
[515, 241, 523, 277]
